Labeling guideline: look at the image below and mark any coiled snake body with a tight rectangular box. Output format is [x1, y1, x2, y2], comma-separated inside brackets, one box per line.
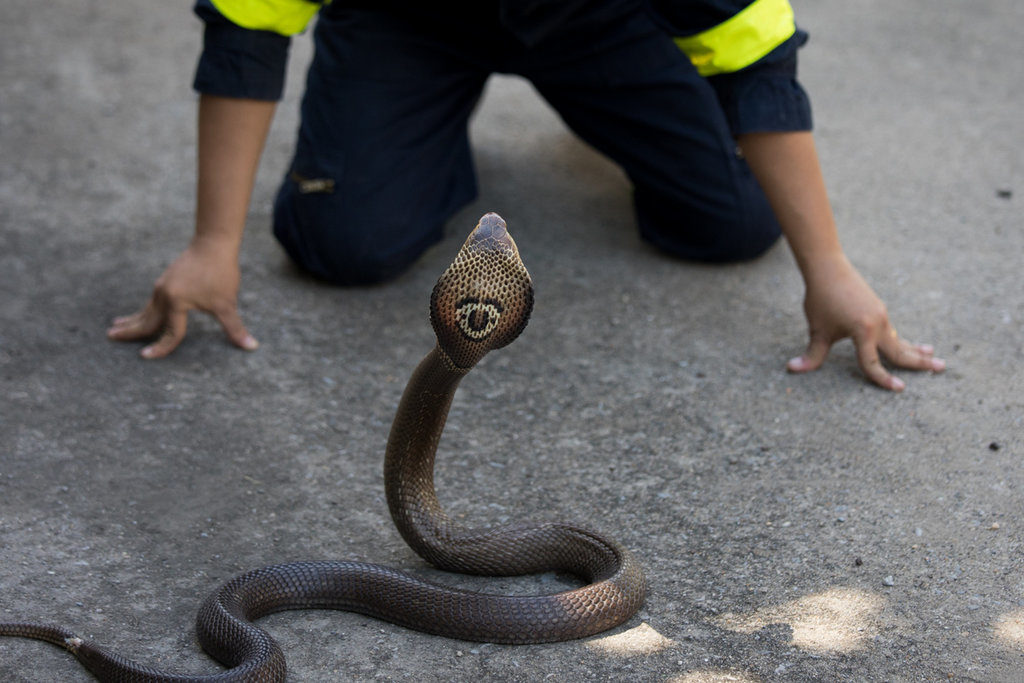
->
[0, 213, 646, 681]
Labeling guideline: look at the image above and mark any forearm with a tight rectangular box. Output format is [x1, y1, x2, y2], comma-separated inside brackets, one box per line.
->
[736, 131, 844, 275]
[194, 94, 277, 252]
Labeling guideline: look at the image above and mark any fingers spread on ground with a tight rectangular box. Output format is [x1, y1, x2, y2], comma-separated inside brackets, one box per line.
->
[882, 337, 946, 372]
[787, 335, 831, 373]
[215, 307, 259, 351]
[107, 307, 160, 341]
[140, 310, 187, 359]
[855, 339, 904, 392]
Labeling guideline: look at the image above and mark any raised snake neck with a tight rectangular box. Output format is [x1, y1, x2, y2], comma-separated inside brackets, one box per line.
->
[0, 213, 645, 681]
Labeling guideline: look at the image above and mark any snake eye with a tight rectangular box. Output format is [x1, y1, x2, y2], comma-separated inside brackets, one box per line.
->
[455, 297, 504, 341]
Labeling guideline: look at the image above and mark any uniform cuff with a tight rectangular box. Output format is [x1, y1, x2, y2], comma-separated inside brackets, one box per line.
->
[706, 31, 813, 135]
[192, 1, 291, 101]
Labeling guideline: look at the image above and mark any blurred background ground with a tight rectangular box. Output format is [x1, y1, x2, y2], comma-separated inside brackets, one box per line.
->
[1, 0, 1022, 680]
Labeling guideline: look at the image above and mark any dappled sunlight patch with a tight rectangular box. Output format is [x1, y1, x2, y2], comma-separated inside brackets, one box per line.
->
[668, 669, 761, 683]
[586, 622, 676, 656]
[713, 587, 885, 653]
[993, 609, 1024, 649]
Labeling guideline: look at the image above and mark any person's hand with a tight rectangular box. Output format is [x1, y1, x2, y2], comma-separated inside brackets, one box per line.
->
[787, 254, 944, 391]
[107, 239, 258, 359]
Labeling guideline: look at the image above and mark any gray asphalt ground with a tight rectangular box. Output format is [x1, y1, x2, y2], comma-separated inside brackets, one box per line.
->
[2, 1, 1022, 681]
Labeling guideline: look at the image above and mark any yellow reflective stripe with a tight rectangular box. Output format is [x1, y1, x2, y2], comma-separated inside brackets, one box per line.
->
[210, 0, 322, 36]
[674, 0, 796, 76]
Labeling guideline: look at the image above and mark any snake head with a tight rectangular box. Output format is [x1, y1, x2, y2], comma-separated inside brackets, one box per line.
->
[430, 213, 534, 369]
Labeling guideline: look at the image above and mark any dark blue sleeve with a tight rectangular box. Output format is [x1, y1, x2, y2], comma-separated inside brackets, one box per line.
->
[647, 0, 813, 134]
[192, 0, 292, 101]
[705, 30, 813, 135]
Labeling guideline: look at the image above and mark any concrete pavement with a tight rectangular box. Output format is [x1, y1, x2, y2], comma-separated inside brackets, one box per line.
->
[1, 0, 1022, 680]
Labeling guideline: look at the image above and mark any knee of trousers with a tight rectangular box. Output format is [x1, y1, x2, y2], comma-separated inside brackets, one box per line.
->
[272, 182, 441, 286]
[634, 186, 783, 263]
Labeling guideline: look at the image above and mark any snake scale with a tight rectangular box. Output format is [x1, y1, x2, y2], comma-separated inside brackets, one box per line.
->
[0, 213, 646, 681]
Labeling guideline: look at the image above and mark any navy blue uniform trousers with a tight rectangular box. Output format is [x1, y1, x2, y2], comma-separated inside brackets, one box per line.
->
[272, 3, 782, 285]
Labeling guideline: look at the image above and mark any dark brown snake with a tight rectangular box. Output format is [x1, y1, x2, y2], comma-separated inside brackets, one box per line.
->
[0, 213, 646, 681]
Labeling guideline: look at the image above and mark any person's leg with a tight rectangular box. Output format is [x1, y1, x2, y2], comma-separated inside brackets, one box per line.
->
[519, 5, 781, 262]
[272, 7, 490, 285]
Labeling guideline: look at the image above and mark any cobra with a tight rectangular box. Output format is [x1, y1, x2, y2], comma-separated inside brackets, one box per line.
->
[0, 213, 646, 681]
